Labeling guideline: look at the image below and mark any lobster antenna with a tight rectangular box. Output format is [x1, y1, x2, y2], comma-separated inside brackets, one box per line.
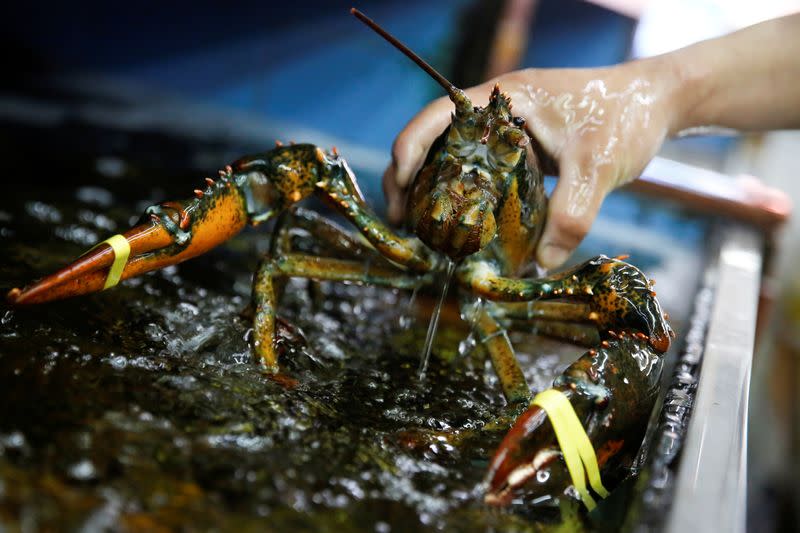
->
[351, 8, 471, 113]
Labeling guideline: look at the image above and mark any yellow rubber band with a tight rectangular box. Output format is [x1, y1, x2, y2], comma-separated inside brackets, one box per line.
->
[531, 388, 609, 511]
[89, 234, 131, 290]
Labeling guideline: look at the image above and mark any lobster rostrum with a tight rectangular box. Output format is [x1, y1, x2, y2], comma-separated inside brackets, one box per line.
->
[7, 8, 673, 510]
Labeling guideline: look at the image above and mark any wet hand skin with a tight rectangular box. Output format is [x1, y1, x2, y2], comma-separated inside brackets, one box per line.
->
[385, 13, 800, 270]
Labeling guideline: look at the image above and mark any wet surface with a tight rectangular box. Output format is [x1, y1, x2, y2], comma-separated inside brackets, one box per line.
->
[0, 117, 706, 531]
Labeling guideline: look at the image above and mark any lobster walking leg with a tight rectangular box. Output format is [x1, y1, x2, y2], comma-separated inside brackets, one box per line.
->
[308, 148, 438, 273]
[496, 301, 600, 346]
[506, 319, 599, 347]
[274, 207, 379, 259]
[251, 254, 430, 370]
[471, 307, 531, 404]
[498, 301, 593, 323]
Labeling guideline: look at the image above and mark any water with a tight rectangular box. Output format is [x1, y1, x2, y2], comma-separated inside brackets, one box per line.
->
[418, 260, 456, 378]
[399, 286, 419, 329]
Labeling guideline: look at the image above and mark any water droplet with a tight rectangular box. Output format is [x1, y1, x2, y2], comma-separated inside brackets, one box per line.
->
[108, 355, 127, 370]
[68, 459, 97, 481]
[76, 186, 114, 207]
[399, 287, 419, 329]
[95, 156, 127, 178]
[145, 322, 165, 342]
[25, 201, 62, 223]
[457, 332, 477, 357]
[54, 225, 99, 246]
[1, 431, 26, 449]
[176, 302, 200, 317]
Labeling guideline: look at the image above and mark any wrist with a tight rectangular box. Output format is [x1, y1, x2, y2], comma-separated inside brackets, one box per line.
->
[658, 42, 722, 136]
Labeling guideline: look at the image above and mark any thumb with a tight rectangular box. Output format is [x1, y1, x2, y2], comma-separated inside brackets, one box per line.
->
[382, 161, 405, 224]
[536, 158, 609, 269]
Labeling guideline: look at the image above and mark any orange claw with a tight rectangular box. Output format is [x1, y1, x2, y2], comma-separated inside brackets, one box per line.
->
[7, 184, 250, 306]
[7, 220, 173, 305]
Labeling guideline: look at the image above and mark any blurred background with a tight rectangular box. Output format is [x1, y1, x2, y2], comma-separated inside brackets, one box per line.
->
[3, 0, 800, 530]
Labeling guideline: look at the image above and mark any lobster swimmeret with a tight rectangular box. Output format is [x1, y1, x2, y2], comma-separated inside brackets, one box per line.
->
[7, 8, 672, 509]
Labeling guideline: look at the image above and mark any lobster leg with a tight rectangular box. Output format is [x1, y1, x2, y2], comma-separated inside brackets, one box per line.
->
[7, 144, 438, 306]
[471, 307, 531, 404]
[252, 254, 430, 370]
[462, 301, 598, 406]
[496, 301, 600, 346]
[498, 301, 593, 322]
[7, 171, 252, 305]
[509, 319, 599, 347]
[6, 145, 334, 306]
[294, 146, 439, 273]
[273, 207, 381, 260]
[458, 255, 673, 353]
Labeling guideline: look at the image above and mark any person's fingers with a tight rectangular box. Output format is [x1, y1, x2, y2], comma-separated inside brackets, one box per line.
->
[536, 157, 610, 269]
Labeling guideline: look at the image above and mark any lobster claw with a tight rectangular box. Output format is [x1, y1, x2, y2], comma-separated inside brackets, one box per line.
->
[484, 402, 574, 507]
[485, 337, 661, 508]
[7, 181, 250, 305]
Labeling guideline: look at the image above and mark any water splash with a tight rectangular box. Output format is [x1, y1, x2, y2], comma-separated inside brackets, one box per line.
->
[457, 297, 483, 358]
[399, 286, 419, 329]
[457, 332, 476, 358]
[419, 260, 456, 378]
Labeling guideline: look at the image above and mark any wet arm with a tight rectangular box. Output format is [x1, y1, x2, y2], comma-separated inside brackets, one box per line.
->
[668, 13, 800, 134]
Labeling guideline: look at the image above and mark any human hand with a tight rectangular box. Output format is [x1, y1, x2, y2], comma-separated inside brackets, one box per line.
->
[383, 56, 681, 269]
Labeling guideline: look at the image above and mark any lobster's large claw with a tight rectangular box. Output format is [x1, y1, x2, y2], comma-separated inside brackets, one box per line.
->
[485, 334, 663, 508]
[484, 402, 573, 507]
[8, 182, 250, 305]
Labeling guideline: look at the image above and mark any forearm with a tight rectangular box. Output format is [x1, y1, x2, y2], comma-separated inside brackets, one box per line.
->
[662, 13, 800, 134]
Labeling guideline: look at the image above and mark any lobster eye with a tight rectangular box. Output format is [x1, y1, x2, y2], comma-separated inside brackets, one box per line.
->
[513, 116, 526, 127]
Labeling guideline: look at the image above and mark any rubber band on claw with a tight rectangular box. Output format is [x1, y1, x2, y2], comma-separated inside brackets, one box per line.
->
[89, 234, 131, 290]
[531, 389, 609, 510]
